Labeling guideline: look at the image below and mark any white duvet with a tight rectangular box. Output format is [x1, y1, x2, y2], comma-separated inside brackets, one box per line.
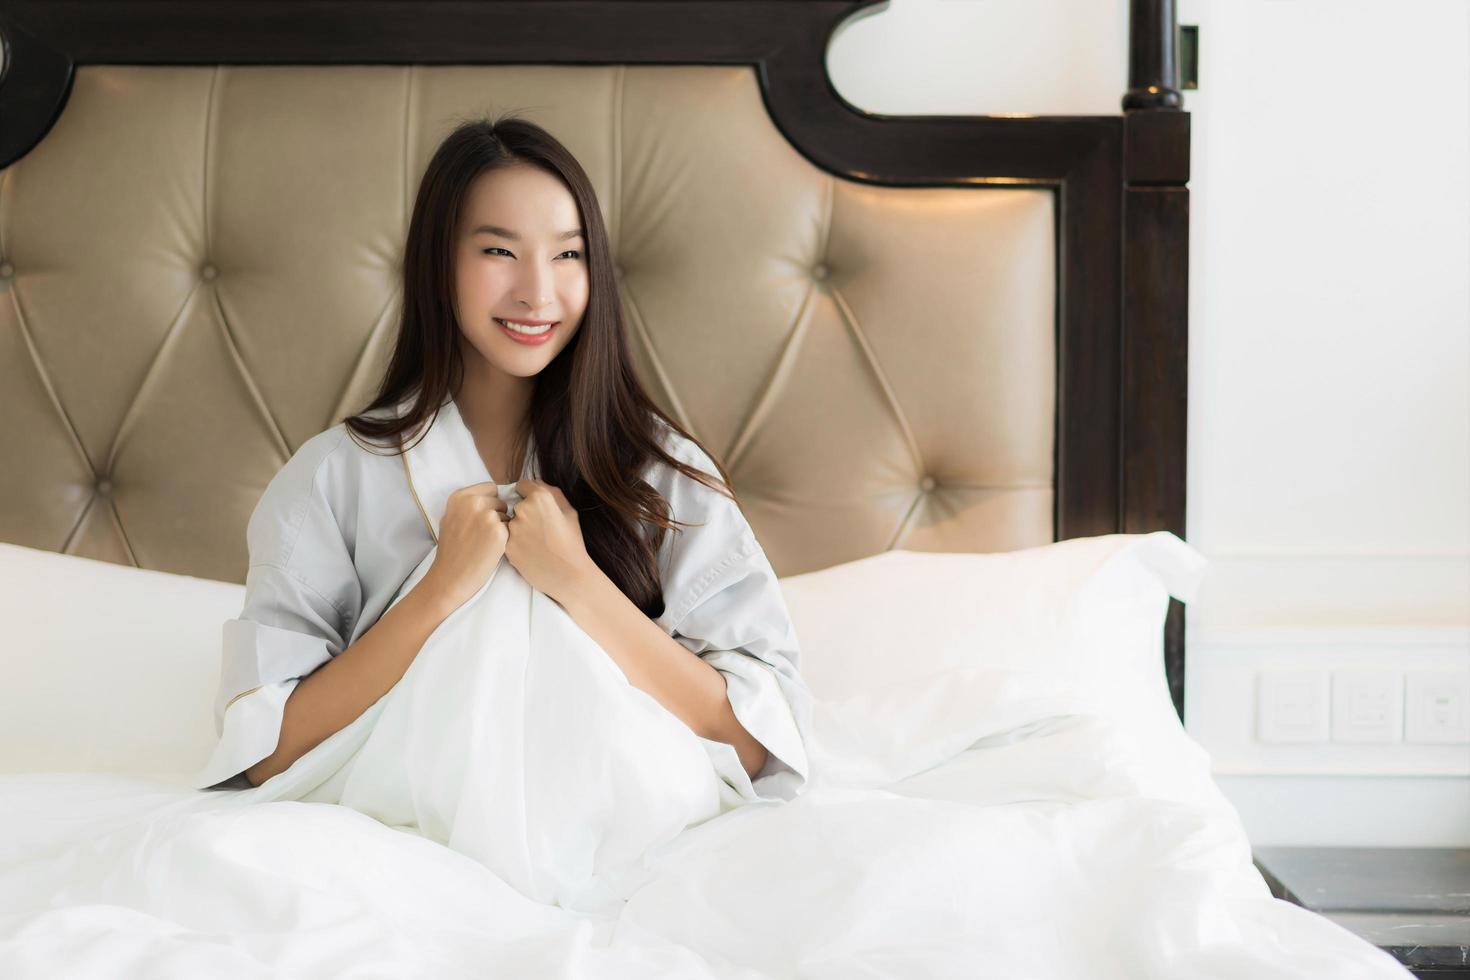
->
[0, 548, 1412, 978]
[207, 534, 742, 918]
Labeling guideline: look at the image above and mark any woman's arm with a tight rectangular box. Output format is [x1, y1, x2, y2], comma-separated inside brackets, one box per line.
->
[243, 577, 460, 786]
[559, 566, 770, 782]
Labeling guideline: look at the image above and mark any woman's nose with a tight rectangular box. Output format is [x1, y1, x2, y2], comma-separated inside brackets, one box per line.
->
[515, 267, 554, 311]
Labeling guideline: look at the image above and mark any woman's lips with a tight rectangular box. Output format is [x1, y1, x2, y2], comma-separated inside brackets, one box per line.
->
[496, 318, 558, 346]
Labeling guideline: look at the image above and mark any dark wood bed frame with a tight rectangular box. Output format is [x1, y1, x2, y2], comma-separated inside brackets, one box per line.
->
[0, 0, 1192, 719]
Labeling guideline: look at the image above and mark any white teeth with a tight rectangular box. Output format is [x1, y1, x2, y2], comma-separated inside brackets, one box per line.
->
[497, 318, 553, 336]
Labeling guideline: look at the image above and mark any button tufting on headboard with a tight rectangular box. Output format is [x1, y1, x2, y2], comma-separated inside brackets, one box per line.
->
[0, 63, 1057, 584]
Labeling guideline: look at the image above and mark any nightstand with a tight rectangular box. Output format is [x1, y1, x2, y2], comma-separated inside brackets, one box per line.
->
[1253, 847, 1470, 979]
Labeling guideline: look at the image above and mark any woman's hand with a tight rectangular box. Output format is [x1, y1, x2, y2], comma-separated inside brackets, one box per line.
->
[503, 479, 600, 605]
[422, 482, 510, 612]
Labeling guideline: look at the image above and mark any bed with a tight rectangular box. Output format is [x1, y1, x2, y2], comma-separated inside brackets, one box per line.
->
[0, 1, 1417, 977]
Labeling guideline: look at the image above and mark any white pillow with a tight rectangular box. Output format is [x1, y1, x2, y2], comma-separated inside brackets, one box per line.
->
[0, 532, 1209, 788]
[777, 531, 1212, 788]
[0, 543, 243, 781]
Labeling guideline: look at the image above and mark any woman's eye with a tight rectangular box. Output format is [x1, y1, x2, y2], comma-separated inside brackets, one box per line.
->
[480, 248, 581, 260]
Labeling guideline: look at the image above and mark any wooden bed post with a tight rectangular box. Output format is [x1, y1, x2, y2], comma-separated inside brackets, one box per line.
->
[1123, 0, 1191, 722]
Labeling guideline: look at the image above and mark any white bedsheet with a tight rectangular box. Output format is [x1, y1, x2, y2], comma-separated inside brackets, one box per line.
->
[0, 659, 1411, 978]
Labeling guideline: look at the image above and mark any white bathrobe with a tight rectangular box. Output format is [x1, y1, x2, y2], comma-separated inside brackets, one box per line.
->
[191, 394, 812, 911]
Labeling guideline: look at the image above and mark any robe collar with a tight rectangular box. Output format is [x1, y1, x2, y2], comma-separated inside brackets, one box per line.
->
[398, 393, 538, 543]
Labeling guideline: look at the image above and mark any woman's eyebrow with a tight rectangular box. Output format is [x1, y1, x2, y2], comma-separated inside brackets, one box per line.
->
[471, 225, 584, 241]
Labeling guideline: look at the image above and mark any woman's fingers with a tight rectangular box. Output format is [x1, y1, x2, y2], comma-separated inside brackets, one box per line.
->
[449, 482, 510, 515]
[452, 480, 503, 497]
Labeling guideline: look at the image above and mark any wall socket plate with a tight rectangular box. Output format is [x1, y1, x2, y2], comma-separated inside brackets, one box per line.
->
[1257, 670, 1330, 743]
[1405, 671, 1470, 743]
[1330, 670, 1404, 743]
[1190, 628, 1468, 776]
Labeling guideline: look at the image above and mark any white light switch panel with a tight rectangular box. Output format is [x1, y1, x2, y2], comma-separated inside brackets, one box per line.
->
[1257, 670, 1329, 743]
[1330, 670, 1403, 742]
[1405, 671, 1470, 744]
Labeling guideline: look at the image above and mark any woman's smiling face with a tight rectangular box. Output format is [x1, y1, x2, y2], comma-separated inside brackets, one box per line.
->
[454, 162, 589, 378]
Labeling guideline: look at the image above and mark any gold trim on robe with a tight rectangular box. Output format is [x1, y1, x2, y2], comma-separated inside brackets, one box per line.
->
[224, 685, 263, 711]
[398, 434, 438, 545]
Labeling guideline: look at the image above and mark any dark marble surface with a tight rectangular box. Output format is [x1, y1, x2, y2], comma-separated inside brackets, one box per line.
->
[1254, 847, 1470, 977]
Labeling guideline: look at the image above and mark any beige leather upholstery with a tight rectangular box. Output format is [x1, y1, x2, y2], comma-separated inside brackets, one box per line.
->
[0, 63, 1055, 584]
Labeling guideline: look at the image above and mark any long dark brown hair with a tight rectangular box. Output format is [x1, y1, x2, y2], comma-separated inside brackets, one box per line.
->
[343, 114, 737, 620]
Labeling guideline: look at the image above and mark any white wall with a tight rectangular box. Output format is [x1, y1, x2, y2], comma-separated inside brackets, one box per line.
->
[828, 0, 1128, 116]
[826, 0, 1470, 846]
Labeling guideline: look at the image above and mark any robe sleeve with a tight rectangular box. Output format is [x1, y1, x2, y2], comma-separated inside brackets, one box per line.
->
[654, 439, 813, 804]
[192, 435, 360, 791]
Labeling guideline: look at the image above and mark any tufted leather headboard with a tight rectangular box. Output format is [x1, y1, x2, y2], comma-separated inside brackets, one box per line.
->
[0, 0, 1192, 713]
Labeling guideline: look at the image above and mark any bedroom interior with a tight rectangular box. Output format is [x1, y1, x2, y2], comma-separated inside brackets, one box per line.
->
[0, 0, 1463, 976]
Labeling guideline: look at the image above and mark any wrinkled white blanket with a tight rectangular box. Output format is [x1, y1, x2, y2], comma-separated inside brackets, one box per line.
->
[0, 737, 1413, 975]
[0, 542, 1414, 978]
[223, 509, 735, 916]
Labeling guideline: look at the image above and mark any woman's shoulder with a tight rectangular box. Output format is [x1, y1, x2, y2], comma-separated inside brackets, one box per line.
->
[282, 399, 416, 477]
[645, 419, 750, 535]
[251, 418, 357, 503]
[249, 414, 403, 544]
[649, 418, 721, 484]
[265, 425, 355, 499]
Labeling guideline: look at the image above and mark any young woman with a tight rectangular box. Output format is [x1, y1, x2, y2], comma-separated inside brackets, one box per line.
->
[192, 116, 812, 908]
